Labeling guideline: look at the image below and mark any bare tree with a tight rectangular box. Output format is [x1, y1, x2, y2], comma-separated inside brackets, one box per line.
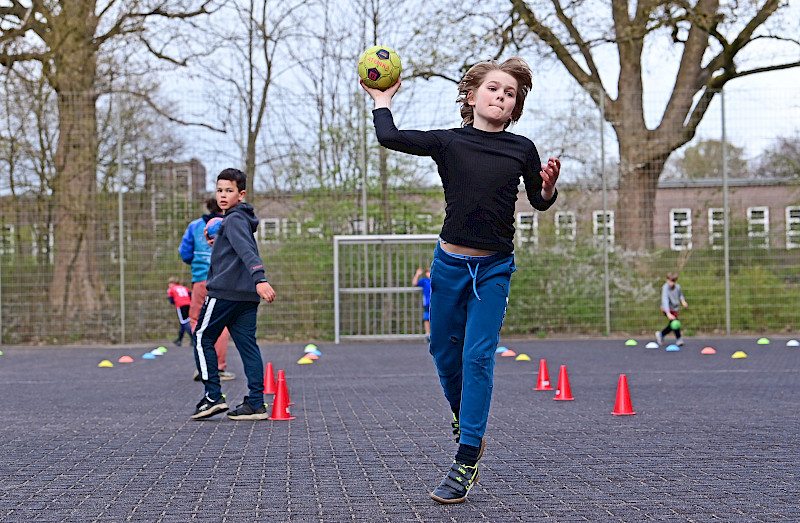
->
[199, 0, 308, 197]
[504, 0, 800, 249]
[0, 0, 216, 327]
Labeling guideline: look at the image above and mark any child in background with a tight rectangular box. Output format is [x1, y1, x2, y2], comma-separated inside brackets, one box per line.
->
[412, 266, 432, 343]
[362, 57, 560, 503]
[656, 272, 689, 346]
[167, 277, 192, 346]
[191, 168, 276, 421]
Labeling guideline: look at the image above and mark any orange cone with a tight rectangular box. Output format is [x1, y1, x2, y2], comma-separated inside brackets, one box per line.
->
[553, 365, 574, 400]
[268, 370, 295, 420]
[263, 362, 277, 395]
[533, 359, 553, 390]
[611, 374, 636, 415]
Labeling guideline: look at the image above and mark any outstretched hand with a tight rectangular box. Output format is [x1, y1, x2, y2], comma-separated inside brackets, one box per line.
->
[541, 157, 561, 201]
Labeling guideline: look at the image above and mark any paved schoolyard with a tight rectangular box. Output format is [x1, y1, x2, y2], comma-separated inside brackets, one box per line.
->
[0, 336, 798, 522]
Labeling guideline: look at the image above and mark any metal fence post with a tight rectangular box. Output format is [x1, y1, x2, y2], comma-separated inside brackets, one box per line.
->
[721, 88, 731, 336]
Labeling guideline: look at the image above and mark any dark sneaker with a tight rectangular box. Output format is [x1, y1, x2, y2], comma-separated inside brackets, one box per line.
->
[430, 461, 479, 504]
[191, 394, 228, 419]
[655, 331, 663, 345]
[174, 339, 182, 347]
[226, 397, 269, 420]
[219, 370, 236, 381]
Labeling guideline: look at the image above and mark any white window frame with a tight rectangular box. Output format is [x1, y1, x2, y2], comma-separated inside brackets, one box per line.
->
[670, 208, 692, 251]
[281, 218, 301, 238]
[747, 206, 769, 249]
[259, 218, 280, 242]
[592, 210, 614, 249]
[555, 211, 576, 242]
[708, 208, 725, 251]
[786, 206, 800, 249]
[31, 223, 55, 264]
[414, 213, 433, 233]
[350, 217, 375, 235]
[516, 212, 538, 247]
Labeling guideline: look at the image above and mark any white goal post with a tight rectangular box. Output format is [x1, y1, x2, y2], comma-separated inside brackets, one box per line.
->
[333, 234, 439, 344]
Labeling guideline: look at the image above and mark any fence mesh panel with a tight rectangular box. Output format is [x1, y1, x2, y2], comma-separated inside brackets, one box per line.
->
[0, 85, 798, 344]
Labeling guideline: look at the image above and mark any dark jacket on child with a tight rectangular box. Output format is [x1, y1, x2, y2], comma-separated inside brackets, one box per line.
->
[206, 202, 266, 303]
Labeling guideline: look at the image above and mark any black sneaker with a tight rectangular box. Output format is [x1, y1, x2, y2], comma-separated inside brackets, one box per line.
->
[191, 394, 228, 419]
[430, 460, 479, 504]
[174, 339, 182, 347]
[226, 397, 269, 420]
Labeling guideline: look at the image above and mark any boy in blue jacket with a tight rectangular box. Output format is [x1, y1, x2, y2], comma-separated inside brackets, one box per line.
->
[191, 168, 276, 421]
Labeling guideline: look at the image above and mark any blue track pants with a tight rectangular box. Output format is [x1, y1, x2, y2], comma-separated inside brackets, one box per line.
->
[429, 243, 515, 447]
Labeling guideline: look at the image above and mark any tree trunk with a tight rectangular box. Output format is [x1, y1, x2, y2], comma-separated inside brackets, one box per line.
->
[47, 5, 106, 333]
[615, 139, 669, 251]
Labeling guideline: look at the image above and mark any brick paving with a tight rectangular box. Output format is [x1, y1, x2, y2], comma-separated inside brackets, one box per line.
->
[0, 336, 798, 522]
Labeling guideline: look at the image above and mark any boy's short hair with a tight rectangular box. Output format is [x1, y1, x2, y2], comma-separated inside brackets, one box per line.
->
[217, 168, 247, 192]
[168, 276, 180, 285]
[457, 57, 533, 130]
[205, 196, 222, 214]
[666, 272, 679, 282]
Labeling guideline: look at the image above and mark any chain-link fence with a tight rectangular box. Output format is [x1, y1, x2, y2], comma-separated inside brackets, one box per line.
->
[0, 85, 798, 344]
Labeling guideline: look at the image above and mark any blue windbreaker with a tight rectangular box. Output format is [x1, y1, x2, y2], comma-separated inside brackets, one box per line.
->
[179, 213, 224, 283]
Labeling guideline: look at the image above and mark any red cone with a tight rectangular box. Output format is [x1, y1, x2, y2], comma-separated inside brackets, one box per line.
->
[533, 359, 553, 390]
[268, 370, 295, 420]
[553, 365, 574, 400]
[263, 362, 276, 395]
[611, 374, 636, 415]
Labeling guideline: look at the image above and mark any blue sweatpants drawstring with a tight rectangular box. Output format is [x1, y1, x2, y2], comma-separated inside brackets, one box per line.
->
[467, 263, 481, 301]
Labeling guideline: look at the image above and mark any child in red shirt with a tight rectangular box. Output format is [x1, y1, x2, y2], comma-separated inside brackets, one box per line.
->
[167, 277, 193, 346]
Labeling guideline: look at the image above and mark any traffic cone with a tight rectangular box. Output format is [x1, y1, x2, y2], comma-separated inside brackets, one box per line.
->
[553, 365, 574, 400]
[268, 370, 295, 420]
[533, 359, 553, 390]
[611, 374, 636, 415]
[263, 362, 277, 395]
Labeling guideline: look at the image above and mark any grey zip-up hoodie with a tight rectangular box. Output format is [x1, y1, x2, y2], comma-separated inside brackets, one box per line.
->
[206, 202, 266, 303]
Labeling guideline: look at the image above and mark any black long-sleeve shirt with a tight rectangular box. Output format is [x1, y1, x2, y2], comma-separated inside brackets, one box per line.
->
[373, 107, 557, 253]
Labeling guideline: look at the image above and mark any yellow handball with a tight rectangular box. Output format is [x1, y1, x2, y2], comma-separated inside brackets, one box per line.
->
[357, 45, 402, 90]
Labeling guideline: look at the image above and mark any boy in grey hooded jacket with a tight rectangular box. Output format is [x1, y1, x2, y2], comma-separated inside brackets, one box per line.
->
[191, 168, 276, 421]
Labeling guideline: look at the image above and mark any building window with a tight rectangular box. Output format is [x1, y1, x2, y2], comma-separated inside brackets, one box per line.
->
[747, 206, 769, 249]
[670, 208, 692, 251]
[592, 210, 614, 249]
[350, 217, 375, 235]
[0, 224, 15, 255]
[282, 218, 300, 238]
[414, 213, 433, 233]
[786, 206, 800, 249]
[259, 218, 280, 242]
[516, 212, 538, 246]
[555, 211, 576, 242]
[708, 208, 724, 250]
[31, 223, 54, 264]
